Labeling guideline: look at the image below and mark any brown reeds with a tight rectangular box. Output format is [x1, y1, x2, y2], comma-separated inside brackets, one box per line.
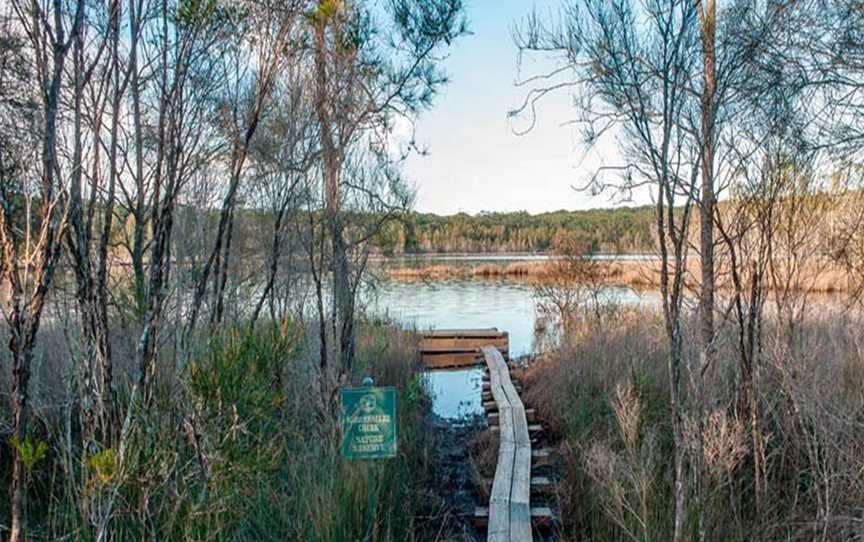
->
[385, 257, 858, 294]
[521, 306, 864, 541]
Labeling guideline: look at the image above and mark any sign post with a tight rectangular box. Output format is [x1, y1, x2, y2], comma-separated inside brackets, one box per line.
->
[340, 384, 397, 460]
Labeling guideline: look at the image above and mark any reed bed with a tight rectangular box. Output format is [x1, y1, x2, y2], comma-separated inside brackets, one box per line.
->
[385, 257, 857, 294]
[523, 306, 864, 541]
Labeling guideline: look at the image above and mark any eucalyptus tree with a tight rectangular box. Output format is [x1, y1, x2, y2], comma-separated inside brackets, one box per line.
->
[182, 0, 308, 341]
[130, 0, 236, 400]
[63, 0, 139, 448]
[306, 0, 465, 406]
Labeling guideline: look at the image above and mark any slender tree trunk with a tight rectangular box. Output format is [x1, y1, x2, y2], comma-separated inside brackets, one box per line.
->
[212, 203, 236, 325]
[696, 4, 717, 538]
[332, 214, 355, 376]
[697, 4, 717, 364]
[251, 195, 293, 324]
[313, 15, 356, 386]
[129, 0, 146, 316]
[185, 117, 261, 339]
[9, 329, 30, 542]
[7, 2, 77, 537]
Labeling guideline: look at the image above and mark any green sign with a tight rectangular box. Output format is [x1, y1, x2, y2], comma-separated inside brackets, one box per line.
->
[340, 386, 397, 460]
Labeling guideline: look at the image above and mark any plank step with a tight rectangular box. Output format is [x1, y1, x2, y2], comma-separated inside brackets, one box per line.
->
[473, 506, 555, 527]
[532, 448, 552, 459]
[486, 409, 536, 424]
[531, 476, 553, 493]
[490, 423, 543, 434]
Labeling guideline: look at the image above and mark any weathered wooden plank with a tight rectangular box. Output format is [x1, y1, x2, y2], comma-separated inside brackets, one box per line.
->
[509, 502, 533, 541]
[481, 476, 554, 496]
[487, 409, 536, 425]
[474, 506, 554, 526]
[483, 381, 522, 393]
[510, 409, 532, 506]
[422, 352, 482, 368]
[425, 328, 503, 337]
[485, 344, 514, 542]
[421, 329, 509, 368]
[420, 337, 508, 351]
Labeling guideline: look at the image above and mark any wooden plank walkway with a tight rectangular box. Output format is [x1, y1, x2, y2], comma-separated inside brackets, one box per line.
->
[420, 329, 508, 368]
[482, 346, 533, 542]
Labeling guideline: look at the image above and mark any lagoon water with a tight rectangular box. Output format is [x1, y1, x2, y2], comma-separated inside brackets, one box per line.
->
[368, 277, 537, 421]
[367, 256, 654, 420]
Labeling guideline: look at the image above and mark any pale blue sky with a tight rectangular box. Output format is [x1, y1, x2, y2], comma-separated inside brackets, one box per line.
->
[403, 0, 630, 215]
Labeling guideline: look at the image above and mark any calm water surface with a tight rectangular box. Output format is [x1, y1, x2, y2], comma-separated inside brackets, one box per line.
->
[369, 278, 538, 421]
[367, 266, 651, 420]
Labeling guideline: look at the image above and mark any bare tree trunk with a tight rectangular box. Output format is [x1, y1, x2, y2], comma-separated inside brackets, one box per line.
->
[697, 1, 717, 365]
[68, 0, 123, 445]
[313, 16, 356, 389]
[128, 0, 146, 316]
[9, 329, 32, 542]
[185, 92, 268, 338]
[332, 214, 355, 376]
[212, 202, 236, 325]
[695, 4, 717, 537]
[251, 189, 296, 324]
[5, 2, 79, 538]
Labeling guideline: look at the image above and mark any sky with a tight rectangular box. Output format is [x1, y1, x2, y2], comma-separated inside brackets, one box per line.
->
[401, 0, 635, 216]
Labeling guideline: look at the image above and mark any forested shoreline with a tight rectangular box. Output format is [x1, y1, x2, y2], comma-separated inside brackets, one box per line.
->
[171, 204, 657, 259]
[378, 207, 656, 254]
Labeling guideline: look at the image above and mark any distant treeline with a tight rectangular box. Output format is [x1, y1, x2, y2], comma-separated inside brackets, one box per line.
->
[375, 207, 656, 254]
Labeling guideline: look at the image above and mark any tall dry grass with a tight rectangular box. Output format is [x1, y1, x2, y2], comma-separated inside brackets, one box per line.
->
[523, 306, 864, 541]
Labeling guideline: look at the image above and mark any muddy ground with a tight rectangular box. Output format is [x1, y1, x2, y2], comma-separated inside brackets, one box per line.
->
[420, 413, 486, 541]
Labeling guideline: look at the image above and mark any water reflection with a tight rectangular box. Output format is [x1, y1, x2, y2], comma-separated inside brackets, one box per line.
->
[368, 275, 651, 419]
[370, 278, 538, 356]
[422, 367, 485, 421]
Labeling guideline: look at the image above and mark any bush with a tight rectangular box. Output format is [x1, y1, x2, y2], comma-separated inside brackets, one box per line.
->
[1, 319, 433, 541]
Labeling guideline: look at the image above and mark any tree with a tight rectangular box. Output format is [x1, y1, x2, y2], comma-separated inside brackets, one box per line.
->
[1, 1, 83, 539]
[513, 2, 704, 538]
[307, 0, 465, 407]
[182, 0, 306, 347]
[247, 73, 318, 325]
[533, 230, 607, 339]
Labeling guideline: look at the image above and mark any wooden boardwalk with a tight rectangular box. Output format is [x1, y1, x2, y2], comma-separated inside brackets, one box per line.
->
[482, 346, 533, 542]
[421, 328, 553, 538]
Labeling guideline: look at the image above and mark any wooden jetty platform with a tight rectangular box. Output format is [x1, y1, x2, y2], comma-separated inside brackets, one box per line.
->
[420, 328, 508, 369]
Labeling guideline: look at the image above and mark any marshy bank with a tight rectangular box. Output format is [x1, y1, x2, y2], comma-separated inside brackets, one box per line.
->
[381, 254, 861, 295]
[0, 319, 462, 541]
[519, 306, 864, 541]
